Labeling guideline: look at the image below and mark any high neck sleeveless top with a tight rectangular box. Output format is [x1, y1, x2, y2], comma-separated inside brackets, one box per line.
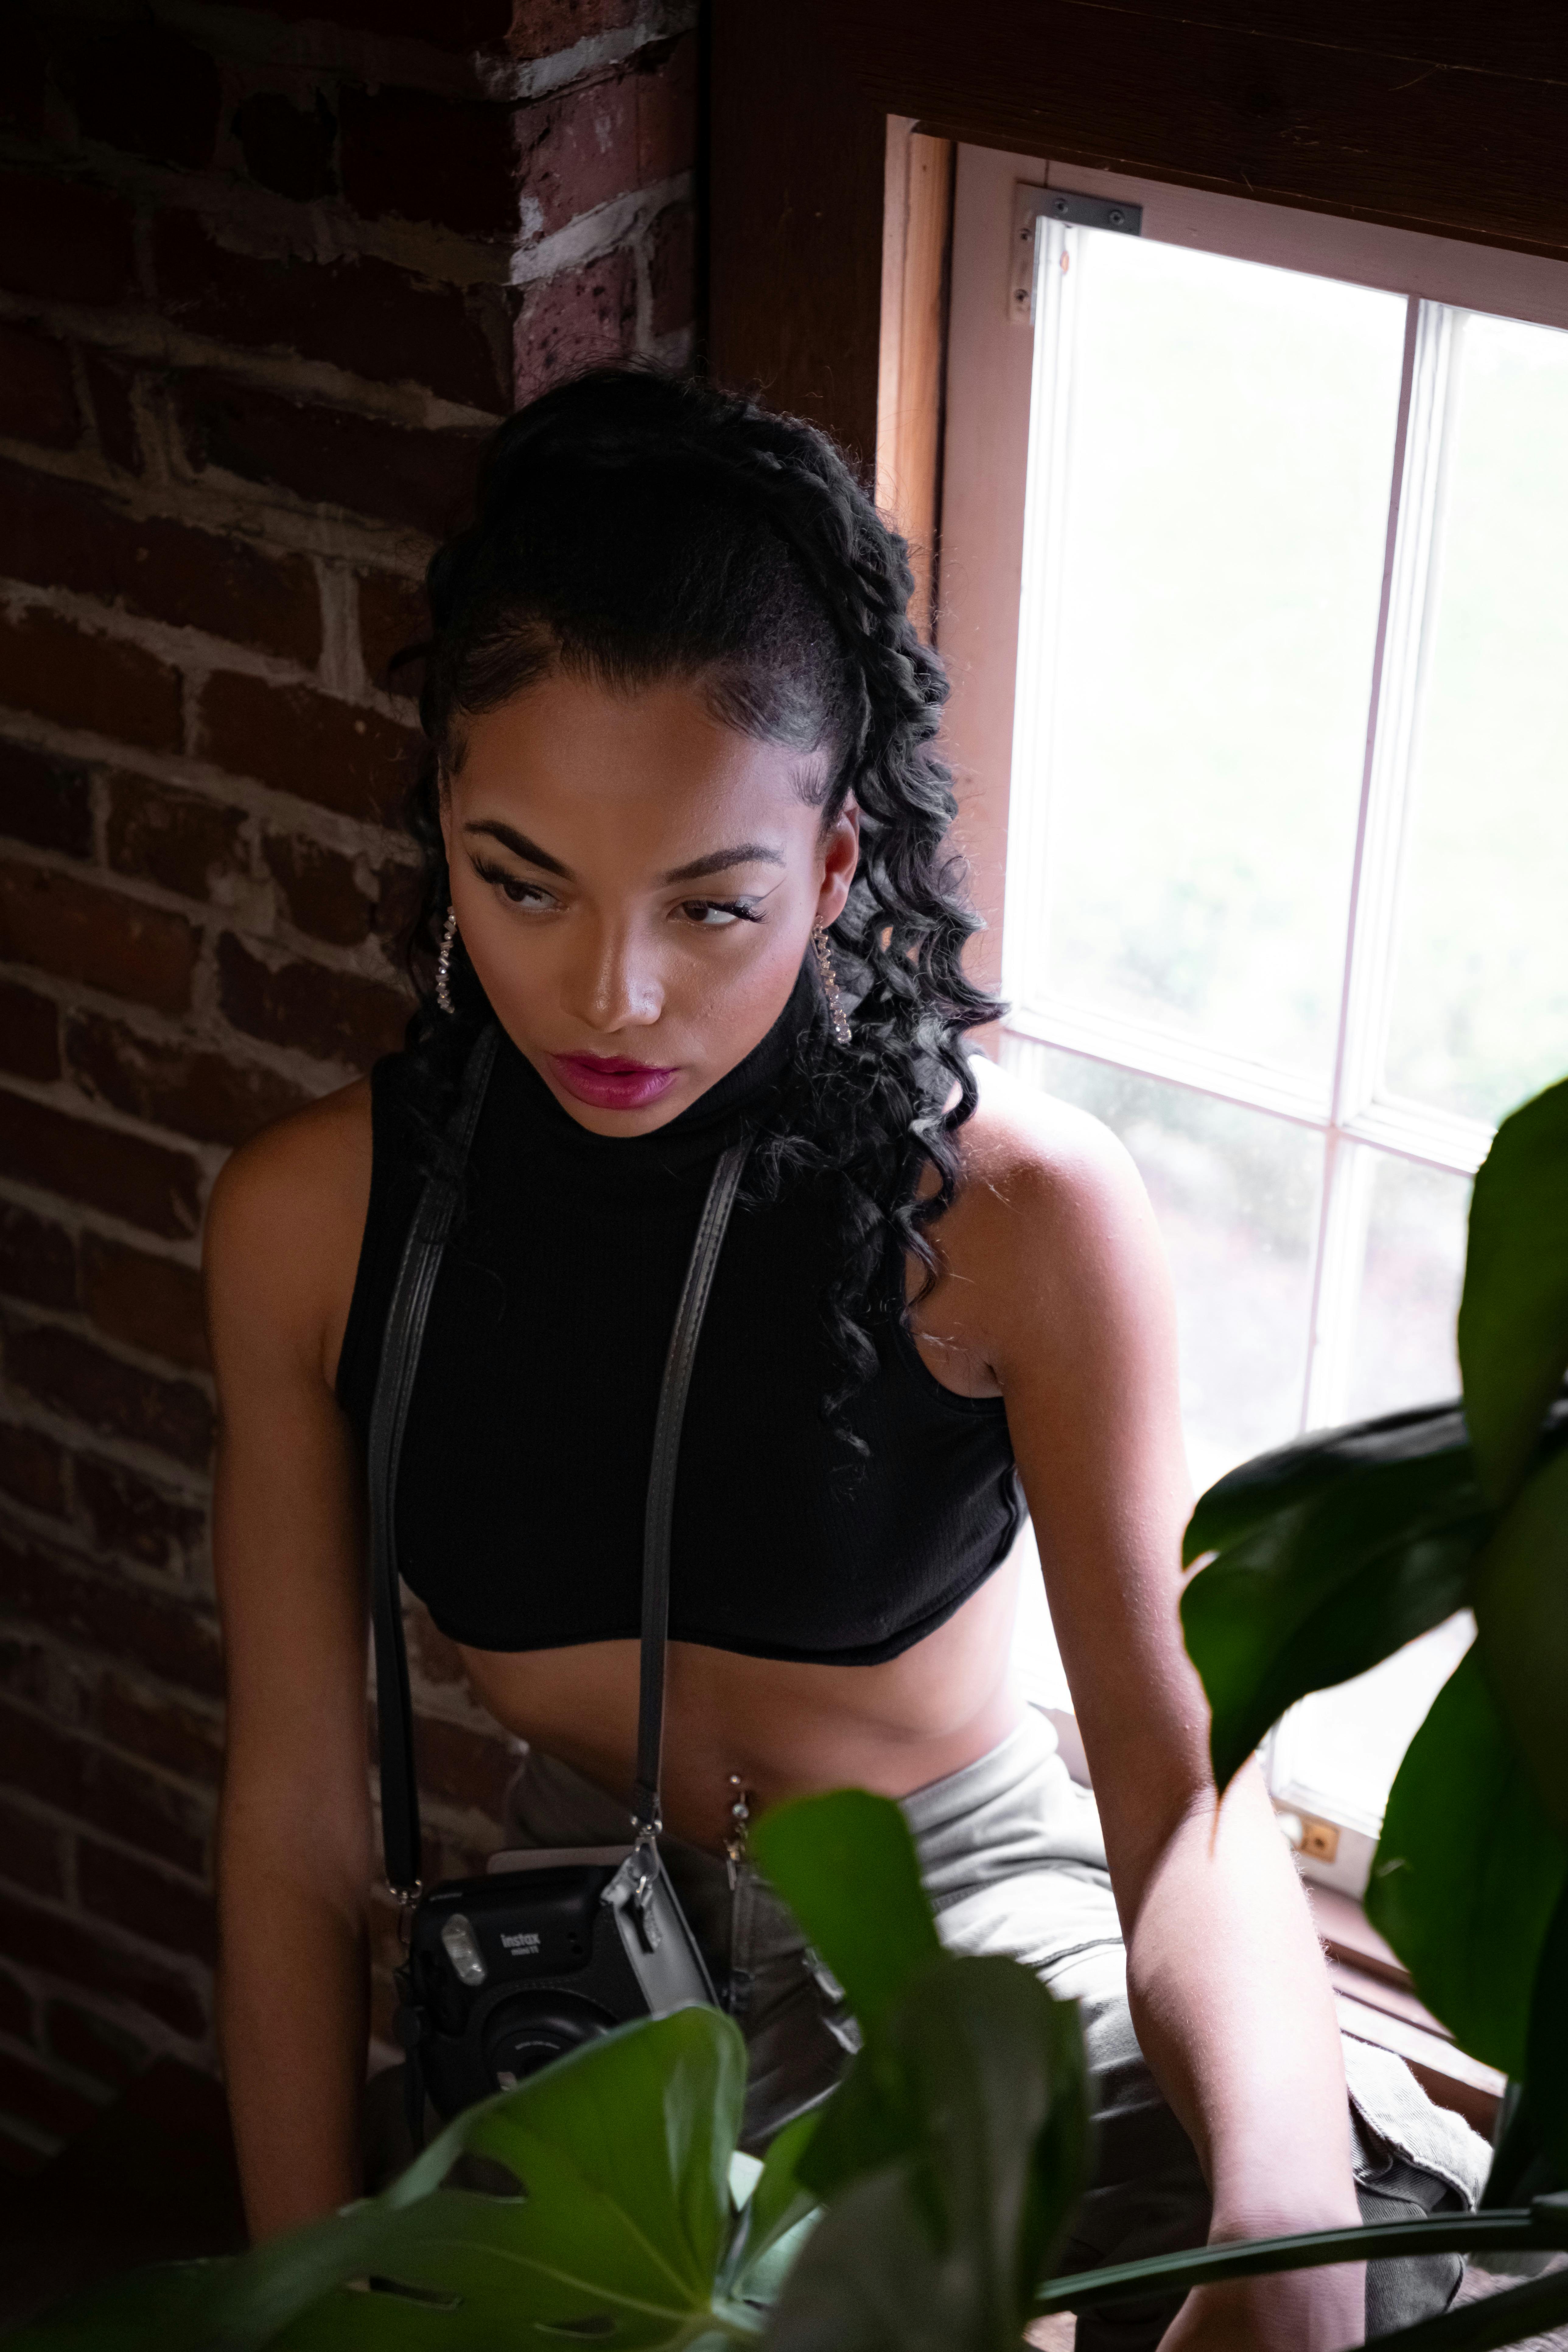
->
[334, 962, 1022, 1664]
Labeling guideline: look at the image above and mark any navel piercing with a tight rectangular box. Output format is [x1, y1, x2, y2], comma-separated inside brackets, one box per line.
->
[724, 1774, 751, 1893]
[435, 905, 458, 1016]
[812, 924, 852, 1046]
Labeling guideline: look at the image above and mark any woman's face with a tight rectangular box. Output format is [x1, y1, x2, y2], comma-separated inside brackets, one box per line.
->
[438, 668, 859, 1134]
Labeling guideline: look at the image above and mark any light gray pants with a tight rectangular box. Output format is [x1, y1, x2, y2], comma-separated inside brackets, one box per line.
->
[379, 1711, 1492, 2347]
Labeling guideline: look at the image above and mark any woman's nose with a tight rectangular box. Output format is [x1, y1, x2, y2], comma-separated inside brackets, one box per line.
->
[563, 917, 663, 1033]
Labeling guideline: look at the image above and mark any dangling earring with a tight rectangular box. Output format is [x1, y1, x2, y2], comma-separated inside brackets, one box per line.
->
[435, 905, 458, 1015]
[812, 924, 852, 1046]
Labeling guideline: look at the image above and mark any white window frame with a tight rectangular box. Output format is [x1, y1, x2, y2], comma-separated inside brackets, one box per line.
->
[940, 145, 1568, 1879]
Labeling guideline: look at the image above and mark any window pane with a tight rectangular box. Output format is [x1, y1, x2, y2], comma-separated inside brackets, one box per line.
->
[1383, 311, 1568, 1124]
[1346, 1150, 1469, 1421]
[1272, 1615, 1474, 1838]
[1014, 232, 1406, 1077]
[1000, 1041, 1321, 1493]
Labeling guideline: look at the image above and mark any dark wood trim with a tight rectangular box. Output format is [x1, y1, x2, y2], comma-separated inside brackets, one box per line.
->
[710, 0, 1568, 458]
[875, 126, 955, 641]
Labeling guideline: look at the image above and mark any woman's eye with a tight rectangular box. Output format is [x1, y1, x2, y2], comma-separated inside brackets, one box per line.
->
[677, 899, 759, 929]
[473, 860, 554, 910]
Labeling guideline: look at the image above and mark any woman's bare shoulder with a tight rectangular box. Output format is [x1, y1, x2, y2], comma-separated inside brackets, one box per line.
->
[957, 1053, 1149, 1228]
[203, 1079, 374, 1387]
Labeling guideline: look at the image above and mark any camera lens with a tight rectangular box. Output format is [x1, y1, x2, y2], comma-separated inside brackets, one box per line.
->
[482, 1991, 615, 2089]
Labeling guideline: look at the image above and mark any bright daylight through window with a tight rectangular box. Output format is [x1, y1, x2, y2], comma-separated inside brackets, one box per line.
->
[992, 198, 1568, 1870]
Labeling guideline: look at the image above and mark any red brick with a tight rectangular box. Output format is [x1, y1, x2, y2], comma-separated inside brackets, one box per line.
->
[0, 1092, 201, 1239]
[0, 739, 95, 859]
[635, 34, 699, 186]
[516, 76, 635, 243]
[0, 1884, 206, 2036]
[264, 832, 373, 948]
[80, 1840, 216, 1964]
[43, 1998, 147, 2093]
[356, 571, 425, 701]
[339, 86, 518, 238]
[75, 1456, 205, 1577]
[0, 1423, 67, 1517]
[0, 1703, 208, 1875]
[172, 371, 486, 538]
[232, 88, 337, 203]
[0, 2043, 103, 2142]
[515, 247, 636, 402]
[0, 173, 136, 307]
[79, 1234, 208, 1373]
[3, 1322, 213, 1470]
[199, 670, 420, 824]
[98, 1677, 221, 1785]
[0, 607, 184, 755]
[0, 979, 60, 1084]
[0, 1796, 66, 1898]
[83, 351, 144, 476]
[56, 22, 221, 173]
[0, 858, 198, 1016]
[0, 1633, 55, 1713]
[0, 463, 321, 666]
[507, 0, 640, 61]
[0, 323, 80, 450]
[0, 1969, 32, 2045]
[105, 774, 249, 905]
[152, 209, 511, 416]
[64, 1010, 310, 1152]
[0, 1204, 76, 1314]
[216, 933, 408, 1069]
[649, 200, 696, 340]
[0, 1528, 223, 1700]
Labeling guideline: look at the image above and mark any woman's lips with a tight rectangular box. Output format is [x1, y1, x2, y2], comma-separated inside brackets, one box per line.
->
[549, 1052, 679, 1111]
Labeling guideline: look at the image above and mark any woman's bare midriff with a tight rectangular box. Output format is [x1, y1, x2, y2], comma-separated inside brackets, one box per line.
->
[456, 1551, 1027, 1852]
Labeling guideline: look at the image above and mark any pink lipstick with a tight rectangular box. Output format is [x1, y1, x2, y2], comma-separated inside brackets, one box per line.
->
[549, 1052, 679, 1112]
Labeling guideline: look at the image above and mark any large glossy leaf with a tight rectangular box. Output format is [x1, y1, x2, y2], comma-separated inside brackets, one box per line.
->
[1472, 1443, 1568, 1836]
[17, 2009, 761, 2352]
[750, 1790, 941, 2030]
[769, 1958, 1088, 2352]
[1525, 1881, 1568, 2181]
[722, 2112, 821, 2307]
[1180, 1405, 1488, 1792]
[1367, 1650, 1568, 2077]
[1458, 1075, 1568, 1507]
[7, 2260, 218, 2349]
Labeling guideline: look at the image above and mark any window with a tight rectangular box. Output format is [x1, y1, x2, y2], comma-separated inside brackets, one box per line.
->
[940, 150, 1568, 1888]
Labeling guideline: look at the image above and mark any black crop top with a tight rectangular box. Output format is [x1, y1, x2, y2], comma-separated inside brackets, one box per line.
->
[335, 962, 1022, 1664]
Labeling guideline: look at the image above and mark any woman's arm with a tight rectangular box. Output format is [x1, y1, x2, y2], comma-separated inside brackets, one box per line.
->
[204, 1089, 376, 2241]
[964, 1078, 1363, 2348]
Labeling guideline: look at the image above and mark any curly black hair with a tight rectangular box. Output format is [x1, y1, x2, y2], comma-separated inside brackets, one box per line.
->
[398, 361, 1003, 1450]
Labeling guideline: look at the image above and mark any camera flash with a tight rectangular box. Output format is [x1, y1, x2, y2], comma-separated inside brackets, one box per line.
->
[440, 1913, 489, 1986]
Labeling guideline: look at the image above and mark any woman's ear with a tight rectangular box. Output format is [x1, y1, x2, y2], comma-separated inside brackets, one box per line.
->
[815, 799, 860, 927]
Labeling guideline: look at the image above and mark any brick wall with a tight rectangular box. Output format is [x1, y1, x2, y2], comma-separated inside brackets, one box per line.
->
[0, 0, 699, 2169]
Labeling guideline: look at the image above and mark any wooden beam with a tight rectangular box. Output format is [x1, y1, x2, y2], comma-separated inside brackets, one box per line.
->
[876, 126, 955, 641]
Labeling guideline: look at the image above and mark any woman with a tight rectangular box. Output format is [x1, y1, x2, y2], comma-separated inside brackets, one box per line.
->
[205, 365, 1485, 2347]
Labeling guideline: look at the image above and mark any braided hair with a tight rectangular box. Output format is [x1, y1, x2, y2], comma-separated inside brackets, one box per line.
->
[400, 361, 1004, 1451]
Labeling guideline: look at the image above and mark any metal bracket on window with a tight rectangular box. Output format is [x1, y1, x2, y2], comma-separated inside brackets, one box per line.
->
[1010, 184, 1143, 324]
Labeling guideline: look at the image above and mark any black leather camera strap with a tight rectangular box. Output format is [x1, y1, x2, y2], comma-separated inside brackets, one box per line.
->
[366, 1022, 751, 1902]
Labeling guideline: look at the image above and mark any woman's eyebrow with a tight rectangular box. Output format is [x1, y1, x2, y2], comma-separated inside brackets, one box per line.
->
[464, 818, 572, 877]
[659, 843, 786, 884]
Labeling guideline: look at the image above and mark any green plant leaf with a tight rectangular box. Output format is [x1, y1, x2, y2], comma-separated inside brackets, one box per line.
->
[786, 1954, 1087, 2345]
[764, 2160, 984, 2352]
[1367, 1649, 1568, 2077]
[1181, 1405, 1488, 1792]
[1458, 1075, 1568, 1509]
[6, 2259, 220, 2349]
[1472, 1442, 1568, 1836]
[1525, 1881, 1568, 2183]
[750, 1790, 941, 2031]
[723, 2112, 821, 2304]
[24, 2010, 761, 2352]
